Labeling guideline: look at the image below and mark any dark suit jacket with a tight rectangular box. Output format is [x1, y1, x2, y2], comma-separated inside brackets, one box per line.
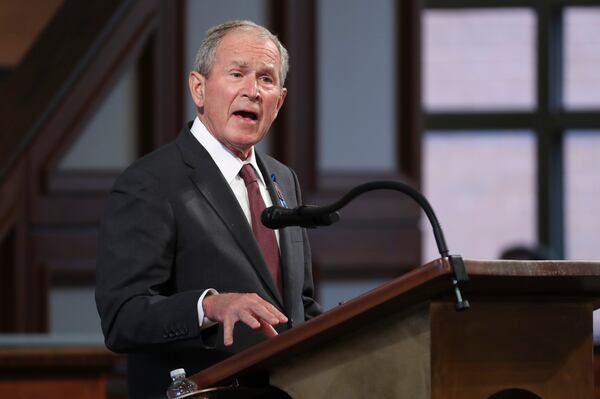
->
[95, 126, 321, 398]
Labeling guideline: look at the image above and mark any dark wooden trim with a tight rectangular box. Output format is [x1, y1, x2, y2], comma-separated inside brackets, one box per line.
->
[45, 170, 120, 194]
[425, 0, 600, 8]
[426, 112, 538, 130]
[558, 112, 600, 128]
[0, 0, 132, 183]
[0, 67, 10, 84]
[595, 346, 600, 399]
[0, 347, 123, 379]
[270, 0, 318, 190]
[309, 226, 421, 279]
[1, 0, 183, 188]
[536, 3, 565, 257]
[31, 197, 108, 225]
[0, 346, 127, 398]
[0, 230, 17, 332]
[137, 40, 156, 156]
[426, 111, 600, 131]
[0, 160, 33, 332]
[0, 160, 26, 241]
[31, 231, 98, 261]
[46, 260, 98, 286]
[138, 0, 184, 154]
[0, 0, 186, 333]
[425, 0, 538, 7]
[33, 0, 161, 185]
[396, 0, 424, 187]
[159, 0, 185, 141]
[30, 226, 99, 287]
[316, 170, 421, 191]
[537, 128, 565, 257]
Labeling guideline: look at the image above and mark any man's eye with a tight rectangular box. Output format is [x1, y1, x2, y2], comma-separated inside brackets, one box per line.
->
[230, 72, 242, 78]
[260, 75, 274, 84]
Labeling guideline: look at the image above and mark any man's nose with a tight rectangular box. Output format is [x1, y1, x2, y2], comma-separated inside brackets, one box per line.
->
[242, 77, 260, 101]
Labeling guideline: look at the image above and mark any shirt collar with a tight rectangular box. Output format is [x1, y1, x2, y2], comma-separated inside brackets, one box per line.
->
[190, 117, 265, 186]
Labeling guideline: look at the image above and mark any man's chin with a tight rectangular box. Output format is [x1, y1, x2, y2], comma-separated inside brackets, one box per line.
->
[232, 131, 266, 146]
[224, 139, 260, 160]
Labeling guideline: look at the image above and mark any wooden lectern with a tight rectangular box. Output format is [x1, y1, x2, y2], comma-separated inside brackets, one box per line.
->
[190, 258, 600, 399]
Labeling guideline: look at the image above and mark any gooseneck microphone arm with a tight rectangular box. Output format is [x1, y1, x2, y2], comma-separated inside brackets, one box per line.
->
[313, 181, 449, 257]
[262, 180, 470, 311]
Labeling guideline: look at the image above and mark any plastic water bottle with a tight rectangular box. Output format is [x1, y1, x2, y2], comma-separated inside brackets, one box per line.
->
[166, 368, 200, 398]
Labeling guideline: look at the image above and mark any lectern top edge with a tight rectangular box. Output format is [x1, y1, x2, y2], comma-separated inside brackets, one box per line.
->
[190, 258, 600, 389]
[190, 258, 456, 388]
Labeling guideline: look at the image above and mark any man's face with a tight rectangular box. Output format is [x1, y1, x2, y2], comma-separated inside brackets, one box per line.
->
[189, 29, 287, 159]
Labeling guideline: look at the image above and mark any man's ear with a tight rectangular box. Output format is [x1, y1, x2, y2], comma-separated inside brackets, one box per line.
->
[189, 71, 206, 109]
[274, 87, 288, 117]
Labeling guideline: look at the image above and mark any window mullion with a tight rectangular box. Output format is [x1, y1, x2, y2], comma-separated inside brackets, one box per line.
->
[536, 3, 565, 257]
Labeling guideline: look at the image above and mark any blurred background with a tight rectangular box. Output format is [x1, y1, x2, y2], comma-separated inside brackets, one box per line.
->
[0, 0, 599, 396]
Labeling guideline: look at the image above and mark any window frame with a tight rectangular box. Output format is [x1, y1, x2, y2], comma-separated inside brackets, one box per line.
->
[423, 0, 600, 258]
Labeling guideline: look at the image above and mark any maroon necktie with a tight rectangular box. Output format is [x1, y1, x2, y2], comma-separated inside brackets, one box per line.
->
[239, 164, 283, 294]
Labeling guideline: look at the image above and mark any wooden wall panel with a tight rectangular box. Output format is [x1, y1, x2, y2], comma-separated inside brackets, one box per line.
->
[271, 0, 424, 277]
[0, 347, 125, 399]
[0, 0, 64, 67]
[0, 159, 37, 332]
[0, 0, 183, 333]
[0, 378, 106, 399]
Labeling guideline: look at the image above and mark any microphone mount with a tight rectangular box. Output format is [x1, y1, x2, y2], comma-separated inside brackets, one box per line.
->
[262, 180, 470, 311]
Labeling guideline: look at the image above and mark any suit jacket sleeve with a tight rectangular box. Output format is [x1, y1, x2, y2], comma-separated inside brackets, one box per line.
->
[96, 139, 322, 354]
[95, 166, 210, 353]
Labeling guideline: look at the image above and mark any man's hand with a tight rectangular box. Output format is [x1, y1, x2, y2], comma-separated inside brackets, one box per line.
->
[202, 293, 288, 346]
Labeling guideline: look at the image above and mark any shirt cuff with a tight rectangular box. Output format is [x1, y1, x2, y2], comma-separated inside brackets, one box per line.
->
[197, 288, 219, 329]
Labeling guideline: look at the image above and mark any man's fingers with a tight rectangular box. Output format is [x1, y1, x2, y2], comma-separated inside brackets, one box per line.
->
[250, 304, 284, 325]
[239, 312, 261, 330]
[203, 293, 288, 346]
[222, 319, 234, 346]
[247, 297, 287, 324]
[261, 301, 288, 323]
[259, 319, 279, 338]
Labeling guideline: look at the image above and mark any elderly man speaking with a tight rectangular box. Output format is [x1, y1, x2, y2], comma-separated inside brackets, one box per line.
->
[95, 20, 321, 399]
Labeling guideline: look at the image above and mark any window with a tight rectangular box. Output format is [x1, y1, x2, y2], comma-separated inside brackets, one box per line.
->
[318, 0, 396, 172]
[423, 1, 600, 260]
[565, 131, 600, 259]
[563, 7, 600, 109]
[423, 131, 536, 261]
[424, 9, 535, 111]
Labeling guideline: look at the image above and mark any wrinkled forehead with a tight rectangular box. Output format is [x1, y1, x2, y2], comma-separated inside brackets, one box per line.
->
[216, 28, 281, 66]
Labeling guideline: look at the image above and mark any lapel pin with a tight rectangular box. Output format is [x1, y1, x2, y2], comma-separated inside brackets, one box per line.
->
[271, 174, 289, 208]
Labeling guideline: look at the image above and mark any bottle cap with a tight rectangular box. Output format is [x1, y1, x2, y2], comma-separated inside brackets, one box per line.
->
[170, 368, 186, 378]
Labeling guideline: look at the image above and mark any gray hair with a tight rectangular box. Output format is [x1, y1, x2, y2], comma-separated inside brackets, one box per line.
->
[193, 20, 289, 86]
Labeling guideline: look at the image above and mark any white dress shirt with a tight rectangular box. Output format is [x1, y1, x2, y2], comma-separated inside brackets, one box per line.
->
[189, 117, 280, 327]
[190, 117, 278, 233]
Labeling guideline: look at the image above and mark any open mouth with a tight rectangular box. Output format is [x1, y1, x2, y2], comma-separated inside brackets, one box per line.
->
[233, 110, 258, 121]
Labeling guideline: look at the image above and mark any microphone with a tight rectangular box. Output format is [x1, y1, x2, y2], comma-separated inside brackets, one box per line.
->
[261, 180, 470, 311]
[261, 205, 340, 229]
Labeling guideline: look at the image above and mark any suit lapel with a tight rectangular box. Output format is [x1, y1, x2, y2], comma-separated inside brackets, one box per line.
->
[176, 130, 283, 307]
[256, 154, 296, 313]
